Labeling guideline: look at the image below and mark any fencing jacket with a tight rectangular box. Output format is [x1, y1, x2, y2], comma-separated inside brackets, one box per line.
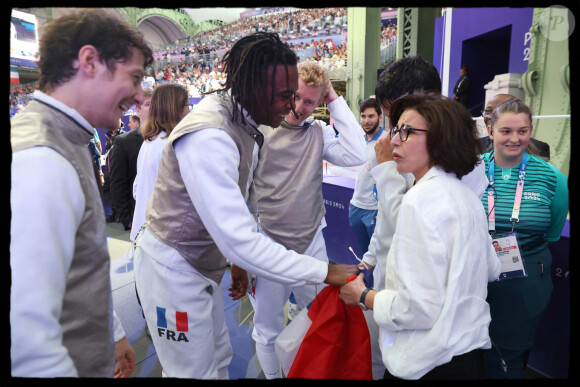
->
[11, 94, 115, 376]
[145, 93, 330, 287]
[146, 93, 259, 285]
[249, 96, 366, 254]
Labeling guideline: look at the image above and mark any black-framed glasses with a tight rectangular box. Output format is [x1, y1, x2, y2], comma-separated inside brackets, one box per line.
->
[481, 109, 493, 118]
[390, 123, 428, 142]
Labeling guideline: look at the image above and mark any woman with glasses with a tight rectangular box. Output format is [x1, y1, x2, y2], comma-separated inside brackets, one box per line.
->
[481, 97, 568, 378]
[340, 93, 501, 380]
[130, 83, 190, 241]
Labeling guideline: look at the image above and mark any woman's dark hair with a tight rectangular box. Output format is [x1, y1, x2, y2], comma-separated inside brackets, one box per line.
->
[389, 93, 482, 178]
[141, 83, 188, 141]
[212, 32, 297, 125]
[38, 8, 154, 91]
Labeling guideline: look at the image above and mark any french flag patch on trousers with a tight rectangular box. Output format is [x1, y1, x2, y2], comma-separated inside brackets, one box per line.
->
[157, 307, 188, 331]
[156, 307, 190, 342]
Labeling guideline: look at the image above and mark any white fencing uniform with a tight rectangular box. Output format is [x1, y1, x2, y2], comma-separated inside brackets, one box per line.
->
[134, 94, 329, 379]
[249, 96, 366, 378]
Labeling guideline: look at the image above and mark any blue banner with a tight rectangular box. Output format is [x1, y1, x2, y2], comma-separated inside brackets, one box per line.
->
[10, 57, 38, 68]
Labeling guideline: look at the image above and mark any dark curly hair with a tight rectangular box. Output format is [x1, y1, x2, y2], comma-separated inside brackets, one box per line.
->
[389, 93, 482, 178]
[359, 97, 382, 116]
[38, 8, 154, 91]
[211, 32, 298, 125]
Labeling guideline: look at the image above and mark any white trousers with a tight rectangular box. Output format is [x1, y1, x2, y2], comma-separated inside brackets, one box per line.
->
[363, 309, 387, 379]
[251, 222, 329, 377]
[134, 228, 232, 379]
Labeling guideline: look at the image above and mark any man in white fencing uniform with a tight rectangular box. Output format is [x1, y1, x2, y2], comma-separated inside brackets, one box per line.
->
[133, 32, 358, 379]
[248, 61, 366, 378]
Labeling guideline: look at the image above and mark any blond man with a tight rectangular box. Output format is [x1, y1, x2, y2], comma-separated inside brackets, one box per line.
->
[247, 62, 366, 378]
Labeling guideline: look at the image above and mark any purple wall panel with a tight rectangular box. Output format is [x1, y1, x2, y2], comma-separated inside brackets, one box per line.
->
[321, 178, 361, 266]
[433, 16, 444, 71]
[433, 8, 534, 95]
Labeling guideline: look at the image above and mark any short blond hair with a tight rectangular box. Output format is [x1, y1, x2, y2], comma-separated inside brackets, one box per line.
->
[136, 88, 153, 108]
[297, 62, 330, 101]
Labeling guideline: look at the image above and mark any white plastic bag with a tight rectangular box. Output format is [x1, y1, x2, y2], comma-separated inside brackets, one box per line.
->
[274, 308, 312, 376]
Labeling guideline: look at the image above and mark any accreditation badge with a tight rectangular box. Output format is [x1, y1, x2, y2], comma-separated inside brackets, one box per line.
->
[492, 232, 527, 280]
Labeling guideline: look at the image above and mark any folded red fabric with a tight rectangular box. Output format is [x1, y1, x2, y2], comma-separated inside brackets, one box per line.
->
[288, 286, 373, 380]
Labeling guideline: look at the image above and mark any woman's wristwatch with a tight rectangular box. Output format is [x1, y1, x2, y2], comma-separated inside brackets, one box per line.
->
[359, 288, 371, 311]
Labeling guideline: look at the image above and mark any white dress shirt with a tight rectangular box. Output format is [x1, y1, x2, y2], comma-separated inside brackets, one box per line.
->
[372, 166, 501, 379]
[350, 128, 390, 211]
[131, 132, 168, 241]
[363, 158, 488, 291]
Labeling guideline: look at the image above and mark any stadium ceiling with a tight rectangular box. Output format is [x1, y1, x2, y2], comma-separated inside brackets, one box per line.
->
[139, 15, 187, 43]
[130, 8, 245, 45]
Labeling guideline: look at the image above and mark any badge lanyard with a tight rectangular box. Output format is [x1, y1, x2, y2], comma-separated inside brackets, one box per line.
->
[487, 152, 528, 280]
[487, 152, 528, 234]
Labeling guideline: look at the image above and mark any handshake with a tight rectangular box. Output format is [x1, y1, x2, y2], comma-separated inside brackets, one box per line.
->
[324, 263, 364, 286]
[325, 246, 375, 287]
[326, 259, 376, 309]
[324, 265, 372, 309]
[228, 255, 376, 305]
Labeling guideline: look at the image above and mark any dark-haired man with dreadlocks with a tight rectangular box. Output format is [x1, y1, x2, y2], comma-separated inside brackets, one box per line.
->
[133, 32, 358, 378]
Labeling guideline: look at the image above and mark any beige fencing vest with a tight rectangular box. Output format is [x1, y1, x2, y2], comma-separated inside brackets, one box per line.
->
[249, 119, 325, 254]
[11, 100, 114, 376]
[147, 94, 263, 284]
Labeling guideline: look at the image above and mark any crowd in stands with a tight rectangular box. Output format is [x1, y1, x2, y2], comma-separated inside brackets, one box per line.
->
[137, 8, 357, 98]
[151, 37, 352, 99]
[150, 58, 227, 98]
[152, 8, 348, 58]
[381, 22, 397, 48]
[10, 84, 38, 116]
[10, 8, 397, 113]
[148, 8, 362, 95]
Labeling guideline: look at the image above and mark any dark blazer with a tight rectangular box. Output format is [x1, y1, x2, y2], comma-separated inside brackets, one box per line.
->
[109, 128, 144, 228]
[479, 136, 551, 160]
[453, 76, 471, 108]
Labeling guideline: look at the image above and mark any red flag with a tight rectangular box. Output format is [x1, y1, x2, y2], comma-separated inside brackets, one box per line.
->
[287, 286, 373, 380]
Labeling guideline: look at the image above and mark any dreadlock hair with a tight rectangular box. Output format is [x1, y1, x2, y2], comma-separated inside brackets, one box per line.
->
[211, 32, 298, 125]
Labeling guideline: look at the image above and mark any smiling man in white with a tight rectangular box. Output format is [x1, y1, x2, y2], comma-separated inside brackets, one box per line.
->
[10, 9, 153, 377]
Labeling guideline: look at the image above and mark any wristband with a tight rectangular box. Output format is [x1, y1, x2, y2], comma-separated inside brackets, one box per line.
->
[359, 288, 371, 311]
